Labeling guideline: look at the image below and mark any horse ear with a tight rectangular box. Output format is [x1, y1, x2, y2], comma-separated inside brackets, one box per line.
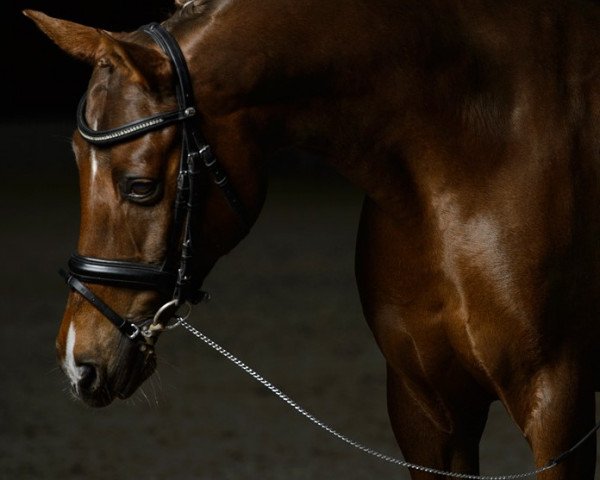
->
[23, 10, 103, 64]
[24, 10, 170, 90]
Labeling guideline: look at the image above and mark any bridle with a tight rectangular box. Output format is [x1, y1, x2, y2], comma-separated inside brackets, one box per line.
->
[59, 23, 248, 342]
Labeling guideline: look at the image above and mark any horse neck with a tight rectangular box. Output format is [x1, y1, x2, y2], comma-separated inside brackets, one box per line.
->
[178, 0, 598, 219]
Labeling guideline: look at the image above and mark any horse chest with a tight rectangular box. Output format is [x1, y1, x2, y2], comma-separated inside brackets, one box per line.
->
[356, 192, 549, 392]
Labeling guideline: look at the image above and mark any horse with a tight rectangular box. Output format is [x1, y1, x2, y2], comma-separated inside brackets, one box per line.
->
[25, 0, 600, 478]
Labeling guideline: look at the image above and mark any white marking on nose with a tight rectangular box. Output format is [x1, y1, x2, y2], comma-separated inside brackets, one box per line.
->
[64, 323, 84, 386]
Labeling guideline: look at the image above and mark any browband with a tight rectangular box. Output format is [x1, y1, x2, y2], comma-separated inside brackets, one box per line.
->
[77, 96, 196, 145]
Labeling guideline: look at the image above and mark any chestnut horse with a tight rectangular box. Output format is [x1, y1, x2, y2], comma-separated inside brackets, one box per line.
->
[26, 0, 600, 478]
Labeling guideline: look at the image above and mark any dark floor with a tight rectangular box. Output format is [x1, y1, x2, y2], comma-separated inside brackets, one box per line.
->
[0, 121, 596, 479]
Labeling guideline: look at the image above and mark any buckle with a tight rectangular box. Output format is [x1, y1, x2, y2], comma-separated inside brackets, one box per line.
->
[127, 323, 141, 340]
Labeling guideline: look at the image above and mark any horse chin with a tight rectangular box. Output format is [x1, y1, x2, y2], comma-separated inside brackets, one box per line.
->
[115, 355, 157, 401]
[112, 348, 157, 402]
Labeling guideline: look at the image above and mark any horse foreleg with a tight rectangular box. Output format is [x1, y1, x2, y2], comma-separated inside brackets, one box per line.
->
[499, 361, 596, 480]
[386, 364, 490, 480]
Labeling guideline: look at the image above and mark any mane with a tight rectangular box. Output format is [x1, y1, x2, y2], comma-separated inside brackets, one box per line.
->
[163, 0, 219, 28]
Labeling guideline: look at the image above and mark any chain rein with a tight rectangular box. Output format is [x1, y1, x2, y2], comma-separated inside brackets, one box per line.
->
[167, 315, 600, 480]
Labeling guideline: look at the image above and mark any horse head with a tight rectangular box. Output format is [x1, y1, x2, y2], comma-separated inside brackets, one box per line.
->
[25, 9, 265, 406]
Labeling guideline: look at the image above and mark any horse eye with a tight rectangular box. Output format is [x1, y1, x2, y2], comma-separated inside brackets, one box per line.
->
[130, 180, 155, 196]
[121, 178, 160, 202]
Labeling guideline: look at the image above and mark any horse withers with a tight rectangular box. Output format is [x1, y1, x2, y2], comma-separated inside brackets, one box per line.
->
[26, 0, 600, 478]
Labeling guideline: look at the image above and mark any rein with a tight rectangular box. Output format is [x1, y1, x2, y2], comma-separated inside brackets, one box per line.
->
[178, 317, 600, 479]
[60, 22, 248, 341]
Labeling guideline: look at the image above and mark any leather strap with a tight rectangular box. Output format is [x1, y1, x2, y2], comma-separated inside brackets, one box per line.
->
[77, 96, 195, 146]
[142, 23, 196, 113]
[59, 269, 141, 339]
[68, 253, 177, 294]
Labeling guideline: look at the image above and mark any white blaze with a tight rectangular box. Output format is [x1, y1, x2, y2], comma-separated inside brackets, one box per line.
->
[64, 323, 83, 386]
[90, 148, 99, 183]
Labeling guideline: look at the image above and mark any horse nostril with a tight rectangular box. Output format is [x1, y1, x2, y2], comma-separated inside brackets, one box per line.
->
[71, 361, 112, 406]
[77, 363, 99, 393]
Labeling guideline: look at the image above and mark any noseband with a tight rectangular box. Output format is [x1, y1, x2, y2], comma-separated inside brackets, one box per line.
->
[60, 23, 248, 341]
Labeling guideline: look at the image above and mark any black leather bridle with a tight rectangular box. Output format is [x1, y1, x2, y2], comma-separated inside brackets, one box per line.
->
[60, 23, 248, 341]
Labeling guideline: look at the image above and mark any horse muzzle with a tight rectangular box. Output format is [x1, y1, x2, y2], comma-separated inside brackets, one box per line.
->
[59, 318, 157, 407]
